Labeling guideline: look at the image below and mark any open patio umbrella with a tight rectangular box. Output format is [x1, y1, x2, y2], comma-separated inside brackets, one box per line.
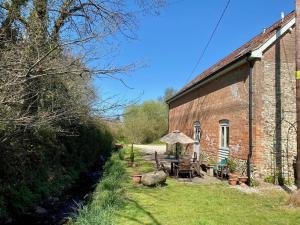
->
[160, 130, 195, 145]
[160, 130, 195, 158]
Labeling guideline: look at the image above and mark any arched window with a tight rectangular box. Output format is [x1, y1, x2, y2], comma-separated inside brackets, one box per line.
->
[219, 119, 229, 149]
[194, 121, 201, 142]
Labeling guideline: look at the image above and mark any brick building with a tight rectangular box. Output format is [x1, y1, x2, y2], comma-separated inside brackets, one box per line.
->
[167, 12, 297, 181]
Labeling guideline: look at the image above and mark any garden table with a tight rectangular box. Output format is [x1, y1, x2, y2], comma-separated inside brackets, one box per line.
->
[163, 158, 178, 175]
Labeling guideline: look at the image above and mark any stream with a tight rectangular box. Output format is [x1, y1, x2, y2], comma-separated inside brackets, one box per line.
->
[4, 156, 105, 225]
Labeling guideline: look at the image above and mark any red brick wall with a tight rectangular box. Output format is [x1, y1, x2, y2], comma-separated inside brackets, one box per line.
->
[168, 25, 297, 180]
[169, 64, 250, 161]
[168, 26, 297, 179]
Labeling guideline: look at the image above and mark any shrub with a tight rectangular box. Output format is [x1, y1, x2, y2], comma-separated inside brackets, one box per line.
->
[264, 174, 293, 186]
[264, 175, 275, 184]
[227, 159, 237, 173]
[0, 120, 114, 220]
[288, 190, 300, 208]
[118, 149, 125, 160]
[208, 159, 216, 165]
[250, 178, 260, 187]
[123, 101, 168, 144]
[0, 195, 6, 218]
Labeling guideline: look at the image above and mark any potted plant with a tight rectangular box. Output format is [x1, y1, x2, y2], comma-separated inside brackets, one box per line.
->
[207, 159, 216, 177]
[132, 174, 142, 184]
[227, 159, 239, 179]
[238, 176, 248, 184]
[228, 178, 238, 185]
[208, 159, 216, 166]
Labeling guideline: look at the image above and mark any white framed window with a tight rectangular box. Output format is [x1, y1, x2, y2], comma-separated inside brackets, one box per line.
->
[194, 121, 201, 143]
[193, 121, 201, 160]
[219, 120, 229, 149]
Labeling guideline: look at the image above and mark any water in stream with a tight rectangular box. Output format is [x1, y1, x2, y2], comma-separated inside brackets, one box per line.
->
[3, 157, 105, 225]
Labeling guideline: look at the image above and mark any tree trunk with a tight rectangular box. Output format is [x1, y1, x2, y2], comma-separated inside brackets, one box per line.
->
[22, 0, 49, 117]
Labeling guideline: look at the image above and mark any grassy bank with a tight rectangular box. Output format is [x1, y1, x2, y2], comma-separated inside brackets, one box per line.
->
[70, 147, 153, 225]
[70, 150, 127, 225]
[73, 147, 300, 225]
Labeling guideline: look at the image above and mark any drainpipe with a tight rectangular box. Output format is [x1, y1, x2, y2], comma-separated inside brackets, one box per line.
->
[167, 102, 170, 153]
[167, 102, 170, 133]
[296, 0, 300, 189]
[247, 58, 255, 186]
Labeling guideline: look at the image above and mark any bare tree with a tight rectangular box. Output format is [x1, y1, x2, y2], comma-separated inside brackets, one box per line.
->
[0, 0, 165, 139]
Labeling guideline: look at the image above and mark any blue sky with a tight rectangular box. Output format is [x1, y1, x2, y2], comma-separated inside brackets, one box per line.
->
[93, 0, 294, 105]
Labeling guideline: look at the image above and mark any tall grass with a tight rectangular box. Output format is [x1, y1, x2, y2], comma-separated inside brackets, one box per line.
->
[71, 152, 127, 225]
[288, 190, 300, 208]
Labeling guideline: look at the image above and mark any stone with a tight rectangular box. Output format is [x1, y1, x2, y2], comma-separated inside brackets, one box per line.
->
[47, 196, 59, 202]
[35, 206, 47, 214]
[5, 218, 13, 223]
[240, 182, 247, 187]
[141, 171, 167, 187]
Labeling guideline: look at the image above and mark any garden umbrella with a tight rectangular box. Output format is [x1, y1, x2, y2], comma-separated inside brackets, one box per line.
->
[160, 130, 195, 159]
[160, 130, 195, 145]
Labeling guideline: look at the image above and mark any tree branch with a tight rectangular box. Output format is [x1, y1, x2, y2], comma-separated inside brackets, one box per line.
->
[25, 36, 95, 77]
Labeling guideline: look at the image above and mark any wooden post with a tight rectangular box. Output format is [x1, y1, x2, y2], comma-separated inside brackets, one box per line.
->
[296, 0, 300, 189]
[175, 143, 179, 159]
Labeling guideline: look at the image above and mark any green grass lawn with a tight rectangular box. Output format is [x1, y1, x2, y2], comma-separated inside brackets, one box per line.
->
[115, 148, 300, 225]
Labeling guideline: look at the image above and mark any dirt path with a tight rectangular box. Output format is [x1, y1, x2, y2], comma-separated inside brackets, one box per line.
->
[133, 144, 166, 155]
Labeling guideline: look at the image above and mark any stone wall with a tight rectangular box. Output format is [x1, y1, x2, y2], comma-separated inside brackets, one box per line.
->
[253, 26, 297, 182]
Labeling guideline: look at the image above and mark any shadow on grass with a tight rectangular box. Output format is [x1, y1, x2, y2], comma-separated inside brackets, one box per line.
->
[117, 198, 162, 225]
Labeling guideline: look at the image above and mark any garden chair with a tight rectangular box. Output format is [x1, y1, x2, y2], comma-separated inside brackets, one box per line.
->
[190, 152, 203, 177]
[174, 157, 193, 180]
[214, 158, 228, 179]
[192, 151, 197, 162]
[155, 151, 168, 174]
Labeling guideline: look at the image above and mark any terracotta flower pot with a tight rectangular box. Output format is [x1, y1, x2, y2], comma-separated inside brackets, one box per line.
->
[238, 176, 248, 184]
[228, 172, 239, 179]
[206, 165, 215, 177]
[132, 174, 142, 184]
[128, 162, 136, 167]
[228, 178, 238, 186]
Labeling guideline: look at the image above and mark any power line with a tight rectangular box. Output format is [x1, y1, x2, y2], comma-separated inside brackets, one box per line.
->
[184, 0, 231, 84]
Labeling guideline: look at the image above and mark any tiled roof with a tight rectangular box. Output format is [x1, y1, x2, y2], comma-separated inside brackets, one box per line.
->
[168, 11, 295, 103]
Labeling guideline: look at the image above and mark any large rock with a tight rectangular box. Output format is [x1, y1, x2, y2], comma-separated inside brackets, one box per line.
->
[35, 206, 47, 214]
[141, 171, 167, 187]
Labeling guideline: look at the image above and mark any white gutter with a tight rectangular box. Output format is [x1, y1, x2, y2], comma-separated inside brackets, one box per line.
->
[250, 17, 295, 58]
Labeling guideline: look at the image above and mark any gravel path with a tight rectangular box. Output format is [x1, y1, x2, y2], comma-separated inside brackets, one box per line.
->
[133, 144, 166, 155]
